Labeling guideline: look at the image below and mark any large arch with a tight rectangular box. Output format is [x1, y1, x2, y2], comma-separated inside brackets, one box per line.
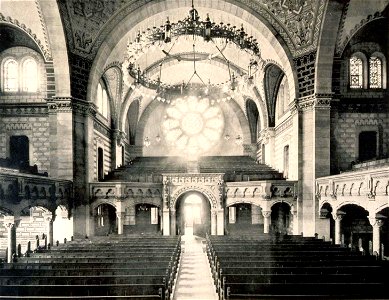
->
[170, 186, 218, 210]
[87, 0, 297, 107]
[315, 0, 344, 94]
[39, 1, 71, 96]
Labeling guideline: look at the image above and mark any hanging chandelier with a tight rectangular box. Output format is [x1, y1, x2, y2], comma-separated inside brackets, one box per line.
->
[123, 1, 261, 101]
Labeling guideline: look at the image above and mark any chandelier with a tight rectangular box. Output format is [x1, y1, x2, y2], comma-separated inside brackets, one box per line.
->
[124, 1, 261, 101]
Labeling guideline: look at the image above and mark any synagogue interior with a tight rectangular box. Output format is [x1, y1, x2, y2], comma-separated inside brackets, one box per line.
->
[0, 0, 388, 299]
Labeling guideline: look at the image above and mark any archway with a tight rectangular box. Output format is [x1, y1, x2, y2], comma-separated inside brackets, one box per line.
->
[132, 203, 160, 235]
[175, 192, 211, 237]
[319, 203, 335, 242]
[94, 203, 117, 236]
[53, 205, 73, 243]
[376, 207, 389, 257]
[226, 203, 258, 235]
[339, 204, 371, 252]
[271, 202, 291, 235]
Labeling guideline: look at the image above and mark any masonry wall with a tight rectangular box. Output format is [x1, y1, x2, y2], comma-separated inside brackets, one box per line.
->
[274, 117, 293, 178]
[0, 115, 51, 174]
[330, 110, 389, 173]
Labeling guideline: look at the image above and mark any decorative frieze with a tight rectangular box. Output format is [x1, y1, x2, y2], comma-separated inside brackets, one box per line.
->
[316, 165, 389, 215]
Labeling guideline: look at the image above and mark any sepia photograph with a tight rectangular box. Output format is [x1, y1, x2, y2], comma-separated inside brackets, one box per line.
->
[0, 0, 388, 299]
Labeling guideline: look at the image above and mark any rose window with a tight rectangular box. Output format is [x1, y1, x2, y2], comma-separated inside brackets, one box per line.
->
[163, 96, 224, 155]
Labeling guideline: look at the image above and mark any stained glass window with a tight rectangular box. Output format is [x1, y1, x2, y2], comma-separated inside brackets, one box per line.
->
[4, 59, 18, 92]
[369, 56, 382, 89]
[22, 59, 38, 92]
[350, 56, 363, 89]
[163, 96, 224, 156]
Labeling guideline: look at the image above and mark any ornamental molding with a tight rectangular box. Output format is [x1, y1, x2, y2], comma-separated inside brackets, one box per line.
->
[291, 93, 334, 111]
[47, 97, 97, 116]
[5, 123, 32, 131]
[258, 127, 275, 144]
[0, 12, 52, 61]
[0, 104, 48, 116]
[163, 173, 224, 210]
[275, 117, 293, 135]
[355, 119, 381, 126]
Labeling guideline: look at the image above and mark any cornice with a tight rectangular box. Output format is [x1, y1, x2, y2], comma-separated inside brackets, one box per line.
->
[47, 97, 97, 116]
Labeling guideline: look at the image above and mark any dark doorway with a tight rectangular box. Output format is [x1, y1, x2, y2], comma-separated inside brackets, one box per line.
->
[10, 135, 29, 168]
[97, 147, 104, 181]
[359, 131, 377, 161]
[271, 202, 291, 234]
[95, 204, 117, 236]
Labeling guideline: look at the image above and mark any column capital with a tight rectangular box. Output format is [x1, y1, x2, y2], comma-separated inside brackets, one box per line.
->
[332, 210, 346, 221]
[291, 93, 335, 113]
[4, 222, 14, 229]
[116, 212, 125, 219]
[369, 217, 385, 228]
[262, 210, 271, 218]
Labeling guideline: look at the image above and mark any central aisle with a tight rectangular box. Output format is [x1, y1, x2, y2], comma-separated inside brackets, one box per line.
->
[173, 235, 218, 300]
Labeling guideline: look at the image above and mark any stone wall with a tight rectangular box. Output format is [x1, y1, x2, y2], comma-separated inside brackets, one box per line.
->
[331, 111, 389, 173]
[0, 115, 51, 173]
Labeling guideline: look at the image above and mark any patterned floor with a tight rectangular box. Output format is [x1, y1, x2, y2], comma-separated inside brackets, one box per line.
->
[173, 235, 218, 300]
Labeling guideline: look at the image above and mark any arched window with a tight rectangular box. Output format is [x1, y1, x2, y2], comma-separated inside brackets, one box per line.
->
[97, 83, 103, 113]
[350, 56, 363, 89]
[22, 58, 38, 92]
[96, 82, 109, 119]
[102, 88, 108, 118]
[369, 56, 382, 89]
[4, 59, 18, 92]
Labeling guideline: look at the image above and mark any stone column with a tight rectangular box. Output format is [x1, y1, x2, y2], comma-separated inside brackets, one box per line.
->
[211, 210, 217, 235]
[116, 212, 125, 235]
[290, 210, 299, 235]
[217, 209, 224, 235]
[170, 210, 176, 236]
[262, 211, 271, 234]
[294, 96, 332, 237]
[4, 216, 15, 263]
[163, 209, 170, 236]
[45, 215, 54, 246]
[369, 218, 384, 256]
[333, 211, 345, 245]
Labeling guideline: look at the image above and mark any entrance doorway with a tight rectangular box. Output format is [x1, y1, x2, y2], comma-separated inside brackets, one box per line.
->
[176, 192, 210, 237]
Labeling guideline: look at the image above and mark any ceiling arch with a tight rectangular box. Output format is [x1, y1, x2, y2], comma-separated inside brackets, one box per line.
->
[87, 1, 298, 108]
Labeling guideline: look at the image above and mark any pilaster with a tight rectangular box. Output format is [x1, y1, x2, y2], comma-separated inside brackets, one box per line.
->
[294, 94, 332, 236]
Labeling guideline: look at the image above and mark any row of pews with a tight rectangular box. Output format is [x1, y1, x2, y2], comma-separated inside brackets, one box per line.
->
[0, 235, 181, 299]
[206, 234, 389, 299]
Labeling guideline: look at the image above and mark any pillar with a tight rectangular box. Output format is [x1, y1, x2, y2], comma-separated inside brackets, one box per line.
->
[116, 212, 125, 235]
[46, 216, 54, 246]
[4, 216, 15, 263]
[369, 218, 384, 256]
[333, 211, 345, 245]
[290, 210, 299, 235]
[295, 96, 332, 237]
[211, 210, 217, 235]
[262, 211, 271, 234]
[163, 209, 170, 236]
[170, 210, 176, 236]
[217, 209, 224, 235]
